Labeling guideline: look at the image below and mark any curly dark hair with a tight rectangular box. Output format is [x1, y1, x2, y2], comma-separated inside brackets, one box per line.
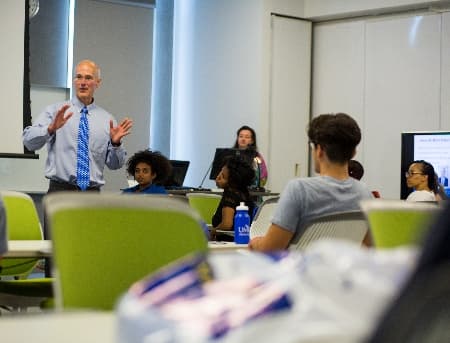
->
[126, 149, 172, 185]
[412, 160, 438, 193]
[308, 113, 361, 163]
[223, 155, 255, 190]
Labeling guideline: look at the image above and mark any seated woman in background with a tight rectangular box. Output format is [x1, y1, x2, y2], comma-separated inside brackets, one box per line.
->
[405, 160, 439, 202]
[122, 149, 172, 194]
[233, 125, 268, 188]
[212, 155, 256, 232]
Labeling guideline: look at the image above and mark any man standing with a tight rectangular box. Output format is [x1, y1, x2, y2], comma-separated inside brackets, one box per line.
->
[249, 113, 372, 251]
[23, 59, 133, 192]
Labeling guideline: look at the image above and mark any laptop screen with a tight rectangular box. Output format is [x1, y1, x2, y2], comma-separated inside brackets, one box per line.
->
[165, 160, 190, 187]
[209, 148, 256, 180]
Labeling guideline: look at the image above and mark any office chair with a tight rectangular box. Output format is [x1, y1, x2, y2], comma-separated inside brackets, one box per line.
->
[186, 192, 221, 225]
[0, 191, 53, 311]
[249, 196, 279, 239]
[360, 199, 440, 248]
[289, 210, 369, 251]
[44, 192, 208, 310]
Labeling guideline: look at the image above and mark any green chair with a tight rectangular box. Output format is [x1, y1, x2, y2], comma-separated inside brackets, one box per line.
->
[360, 199, 440, 248]
[289, 210, 369, 251]
[186, 192, 221, 225]
[44, 192, 208, 310]
[0, 191, 53, 311]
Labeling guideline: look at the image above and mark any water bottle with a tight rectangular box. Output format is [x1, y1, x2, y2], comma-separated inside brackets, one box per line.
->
[234, 202, 250, 244]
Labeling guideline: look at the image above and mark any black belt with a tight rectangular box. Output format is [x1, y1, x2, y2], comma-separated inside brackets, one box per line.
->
[48, 179, 101, 193]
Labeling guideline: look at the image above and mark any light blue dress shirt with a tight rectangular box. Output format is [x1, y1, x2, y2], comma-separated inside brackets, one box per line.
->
[22, 97, 127, 188]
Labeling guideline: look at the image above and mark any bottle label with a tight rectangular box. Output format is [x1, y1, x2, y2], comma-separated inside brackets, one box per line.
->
[234, 212, 250, 244]
[238, 224, 250, 234]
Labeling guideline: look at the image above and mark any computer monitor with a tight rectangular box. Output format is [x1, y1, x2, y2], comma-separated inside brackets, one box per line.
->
[401, 131, 450, 199]
[165, 160, 190, 188]
[209, 148, 257, 180]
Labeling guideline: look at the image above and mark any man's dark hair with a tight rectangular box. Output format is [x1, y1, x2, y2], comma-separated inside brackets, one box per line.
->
[223, 155, 255, 190]
[126, 149, 172, 185]
[308, 113, 361, 163]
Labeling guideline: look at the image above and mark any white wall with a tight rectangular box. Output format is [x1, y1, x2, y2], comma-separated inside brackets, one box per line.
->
[304, 0, 449, 19]
[171, 0, 306, 189]
[172, 0, 267, 188]
[312, 11, 449, 199]
[0, 86, 68, 192]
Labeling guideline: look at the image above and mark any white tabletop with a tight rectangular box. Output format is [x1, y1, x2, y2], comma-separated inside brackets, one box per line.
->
[5, 240, 52, 258]
[0, 311, 115, 343]
[4, 240, 246, 259]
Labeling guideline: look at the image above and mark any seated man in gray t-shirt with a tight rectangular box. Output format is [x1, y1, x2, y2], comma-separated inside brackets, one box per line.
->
[0, 196, 7, 258]
[249, 113, 372, 252]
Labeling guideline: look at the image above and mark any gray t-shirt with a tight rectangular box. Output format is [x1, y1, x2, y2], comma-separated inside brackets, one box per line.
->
[272, 176, 372, 243]
[0, 197, 7, 256]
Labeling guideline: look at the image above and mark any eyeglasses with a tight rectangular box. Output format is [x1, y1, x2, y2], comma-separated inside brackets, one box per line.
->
[405, 171, 423, 177]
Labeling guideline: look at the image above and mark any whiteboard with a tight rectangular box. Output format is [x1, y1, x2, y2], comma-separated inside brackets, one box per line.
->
[0, 0, 26, 155]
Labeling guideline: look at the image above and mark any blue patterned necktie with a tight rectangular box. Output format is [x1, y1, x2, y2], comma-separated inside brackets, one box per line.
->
[76, 106, 90, 191]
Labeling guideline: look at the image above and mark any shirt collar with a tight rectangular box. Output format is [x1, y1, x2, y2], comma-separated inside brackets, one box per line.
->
[72, 97, 96, 113]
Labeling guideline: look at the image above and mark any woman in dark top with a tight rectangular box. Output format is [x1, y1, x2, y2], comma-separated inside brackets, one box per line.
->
[212, 155, 256, 231]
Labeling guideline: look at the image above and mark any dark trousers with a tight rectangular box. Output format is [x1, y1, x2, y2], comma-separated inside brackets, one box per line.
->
[43, 180, 101, 276]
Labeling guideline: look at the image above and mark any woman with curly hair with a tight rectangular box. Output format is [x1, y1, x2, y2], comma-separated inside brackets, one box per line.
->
[212, 155, 256, 231]
[122, 149, 172, 194]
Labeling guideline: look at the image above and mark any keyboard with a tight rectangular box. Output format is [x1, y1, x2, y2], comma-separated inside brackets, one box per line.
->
[166, 186, 212, 192]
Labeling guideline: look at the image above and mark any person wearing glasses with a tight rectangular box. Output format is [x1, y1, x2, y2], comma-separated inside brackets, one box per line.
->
[23, 60, 133, 192]
[405, 160, 439, 202]
[249, 113, 372, 252]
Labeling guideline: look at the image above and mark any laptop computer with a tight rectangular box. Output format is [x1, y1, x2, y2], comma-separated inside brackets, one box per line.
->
[165, 160, 190, 189]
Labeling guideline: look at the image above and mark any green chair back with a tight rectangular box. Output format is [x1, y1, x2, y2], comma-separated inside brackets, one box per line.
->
[360, 200, 440, 248]
[45, 193, 208, 311]
[186, 192, 221, 225]
[0, 191, 43, 278]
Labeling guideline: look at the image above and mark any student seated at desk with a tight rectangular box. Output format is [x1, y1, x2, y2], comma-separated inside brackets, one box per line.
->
[212, 155, 256, 237]
[122, 149, 172, 194]
[249, 113, 372, 252]
[405, 160, 440, 202]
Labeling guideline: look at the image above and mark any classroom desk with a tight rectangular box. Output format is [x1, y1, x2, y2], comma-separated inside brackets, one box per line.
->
[4, 240, 246, 259]
[0, 311, 115, 343]
[5, 240, 52, 258]
[168, 188, 279, 198]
